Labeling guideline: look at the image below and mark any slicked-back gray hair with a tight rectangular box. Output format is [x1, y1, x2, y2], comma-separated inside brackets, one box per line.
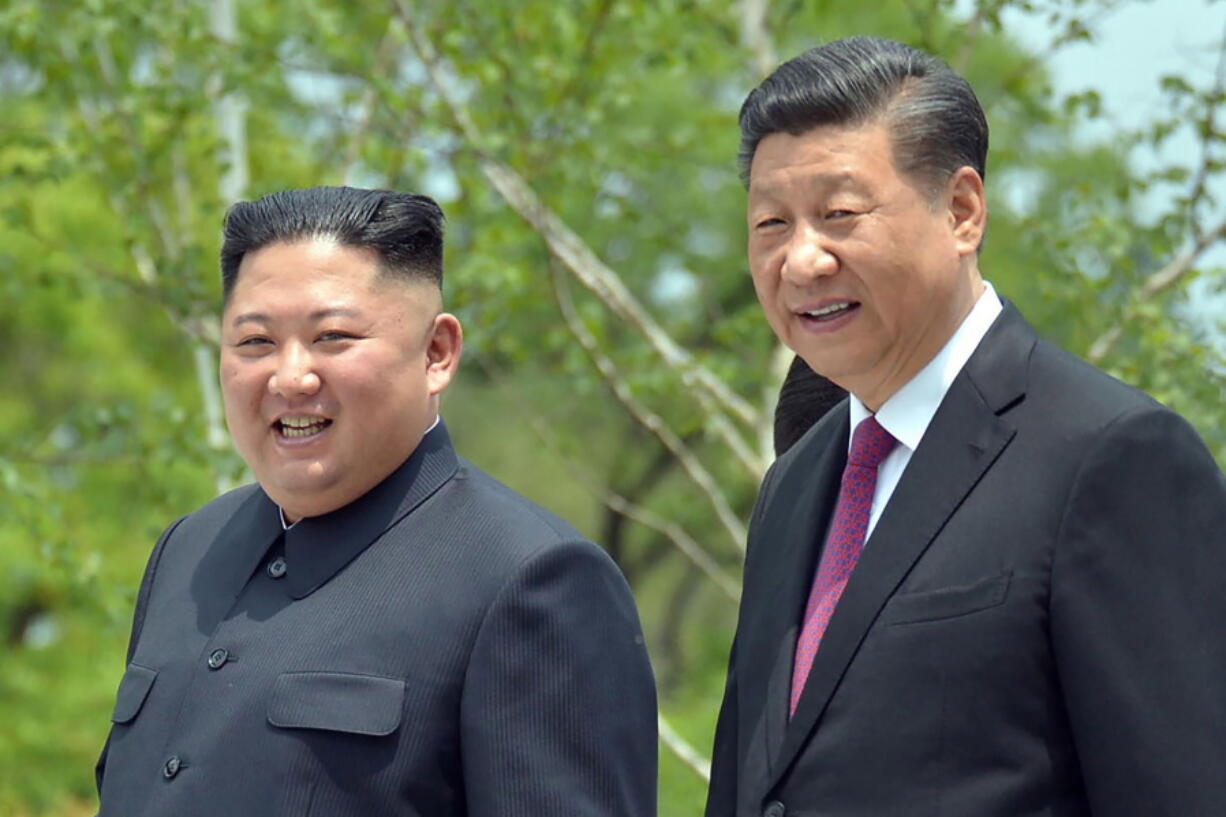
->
[738, 36, 988, 196]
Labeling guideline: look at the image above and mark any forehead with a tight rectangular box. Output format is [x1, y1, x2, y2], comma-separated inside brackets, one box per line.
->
[234, 238, 378, 286]
[223, 239, 441, 329]
[225, 239, 388, 312]
[747, 122, 898, 197]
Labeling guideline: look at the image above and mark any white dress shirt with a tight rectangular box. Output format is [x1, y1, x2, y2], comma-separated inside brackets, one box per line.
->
[848, 282, 1003, 539]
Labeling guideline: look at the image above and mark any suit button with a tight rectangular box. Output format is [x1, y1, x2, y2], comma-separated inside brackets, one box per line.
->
[163, 755, 182, 779]
[207, 648, 229, 670]
[267, 557, 287, 579]
[762, 801, 785, 817]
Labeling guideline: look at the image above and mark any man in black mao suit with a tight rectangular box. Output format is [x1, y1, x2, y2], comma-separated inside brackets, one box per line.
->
[706, 37, 1226, 817]
[95, 187, 657, 817]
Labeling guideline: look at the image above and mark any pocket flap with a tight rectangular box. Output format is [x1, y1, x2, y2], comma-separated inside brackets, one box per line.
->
[111, 663, 158, 724]
[884, 572, 1011, 625]
[267, 671, 405, 736]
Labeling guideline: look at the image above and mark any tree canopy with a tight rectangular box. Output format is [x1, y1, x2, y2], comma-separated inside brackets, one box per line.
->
[1, 1, 1223, 813]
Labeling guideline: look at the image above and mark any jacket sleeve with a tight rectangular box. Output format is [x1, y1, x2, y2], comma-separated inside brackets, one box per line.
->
[704, 633, 740, 817]
[705, 458, 781, 817]
[94, 516, 184, 801]
[1051, 406, 1226, 815]
[459, 539, 658, 817]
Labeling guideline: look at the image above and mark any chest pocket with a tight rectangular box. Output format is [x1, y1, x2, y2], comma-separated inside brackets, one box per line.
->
[111, 663, 158, 724]
[267, 671, 405, 736]
[882, 572, 1011, 626]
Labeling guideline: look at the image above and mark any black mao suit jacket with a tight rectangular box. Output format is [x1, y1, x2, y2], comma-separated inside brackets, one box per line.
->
[706, 305, 1226, 817]
[96, 422, 657, 817]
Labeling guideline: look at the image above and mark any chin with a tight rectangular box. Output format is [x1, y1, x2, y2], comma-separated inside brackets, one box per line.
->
[793, 352, 836, 378]
[270, 490, 346, 521]
[262, 472, 338, 506]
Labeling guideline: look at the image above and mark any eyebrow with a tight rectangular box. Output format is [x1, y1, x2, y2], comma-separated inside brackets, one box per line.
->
[230, 308, 363, 327]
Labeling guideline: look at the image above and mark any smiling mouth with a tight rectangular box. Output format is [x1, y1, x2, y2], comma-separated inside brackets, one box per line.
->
[275, 417, 333, 439]
[799, 301, 859, 322]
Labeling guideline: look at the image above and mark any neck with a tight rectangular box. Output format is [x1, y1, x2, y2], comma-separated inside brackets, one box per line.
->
[845, 276, 985, 412]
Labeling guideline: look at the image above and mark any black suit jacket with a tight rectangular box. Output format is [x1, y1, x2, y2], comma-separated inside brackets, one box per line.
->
[706, 305, 1226, 817]
[96, 422, 657, 817]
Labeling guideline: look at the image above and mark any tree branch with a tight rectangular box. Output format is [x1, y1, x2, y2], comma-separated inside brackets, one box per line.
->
[598, 489, 742, 602]
[995, 2, 1119, 98]
[54, 37, 221, 349]
[1183, 18, 1226, 242]
[341, 18, 408, 186]
[735, 0, 801, 470]
[951, 0, 989, 74]
[739, 0, 777, 79]
[469, 354, 744, 599]
[552, 0, 616, 109]
[392, 0, 762, 436]
[72, 13, 235, 492]
[210, 0, 249, 204]
[659, 713, 712, 782]
[87, 34, 183, 263]
[1086, 211, 1226, 364]
[552, 265, 748, 553]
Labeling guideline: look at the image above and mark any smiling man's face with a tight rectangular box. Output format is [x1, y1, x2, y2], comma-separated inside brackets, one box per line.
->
[746, 121, 984, 410]
[220, 238, 460, 520]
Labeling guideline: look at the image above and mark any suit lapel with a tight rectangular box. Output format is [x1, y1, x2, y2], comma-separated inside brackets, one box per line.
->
[767, 304, 1034, 790]
[736, 407, 849, 793]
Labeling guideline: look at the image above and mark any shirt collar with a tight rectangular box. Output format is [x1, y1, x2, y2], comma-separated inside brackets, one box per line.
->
[849, 282, 1003, 452]
[278, 415, 441, 531]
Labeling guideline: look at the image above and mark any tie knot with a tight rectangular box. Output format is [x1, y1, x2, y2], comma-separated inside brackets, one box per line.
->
[848, 415, 896, 468]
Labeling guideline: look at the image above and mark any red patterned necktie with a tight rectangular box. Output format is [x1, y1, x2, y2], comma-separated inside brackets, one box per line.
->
[789, 415, 897, 717]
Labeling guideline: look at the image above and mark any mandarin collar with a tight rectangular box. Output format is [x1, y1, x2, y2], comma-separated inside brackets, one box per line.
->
[281, 421, 459, 599]
[199, 486, 285, 628]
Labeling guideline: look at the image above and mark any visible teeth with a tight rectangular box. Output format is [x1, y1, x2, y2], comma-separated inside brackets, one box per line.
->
[803, 303, 851, 317]
[282, 425, 323, 438]
[278, 417, 328, 438]
[281, 416, 322, 428]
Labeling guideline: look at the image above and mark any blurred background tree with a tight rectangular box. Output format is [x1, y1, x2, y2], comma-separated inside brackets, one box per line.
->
[1, 0, 1222, 814]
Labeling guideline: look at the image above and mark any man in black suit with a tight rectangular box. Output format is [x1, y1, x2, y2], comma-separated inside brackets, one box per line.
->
[95, 186, 657, 817]
[707, 36, 1226, 817]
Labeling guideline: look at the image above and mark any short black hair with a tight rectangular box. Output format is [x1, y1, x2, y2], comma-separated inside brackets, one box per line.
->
[774, 355, 847, 457]
[220, 186, 445, 302]
[738, 36, 988, 194]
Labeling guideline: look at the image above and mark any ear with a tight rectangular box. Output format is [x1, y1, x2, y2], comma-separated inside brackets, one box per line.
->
[945, 166, 987, 255]
[425, 313, 463, 397]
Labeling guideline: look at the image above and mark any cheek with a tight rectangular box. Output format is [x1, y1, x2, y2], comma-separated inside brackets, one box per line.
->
[220, 366, 265, 410]
[340, 367, 414, 411]
[855, 241, 912, 292]
[748, 272, 768, 302]
[219, 367, 239, 395]
[750, 280, 786, 329]
[748, 261, 780, 302]
[749, 244, 775, 269]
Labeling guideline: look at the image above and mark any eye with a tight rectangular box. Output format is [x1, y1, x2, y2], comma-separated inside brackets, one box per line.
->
[754, 217, 787, 230]
[826, 209, 857, 220]
[317, 331, 357, 343]
[236, 336, 272, 348]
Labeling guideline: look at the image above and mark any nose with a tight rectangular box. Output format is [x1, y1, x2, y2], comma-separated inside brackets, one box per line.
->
[268, 342, 321, 397]
[781, 223, 838, 285]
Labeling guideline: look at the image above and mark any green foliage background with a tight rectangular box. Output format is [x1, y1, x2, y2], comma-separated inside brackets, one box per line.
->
[1, 1, 1223, 814]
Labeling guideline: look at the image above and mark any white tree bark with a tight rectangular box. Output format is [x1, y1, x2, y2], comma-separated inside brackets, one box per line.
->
[203, 0, 247, 490]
